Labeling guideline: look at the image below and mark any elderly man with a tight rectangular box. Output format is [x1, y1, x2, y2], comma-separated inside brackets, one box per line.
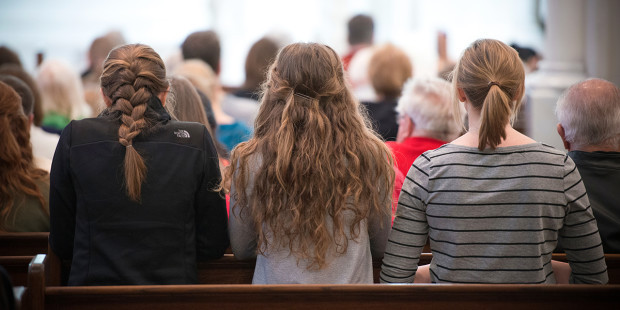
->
[556, 78, 620, 253]
[387, 77, 463, 177]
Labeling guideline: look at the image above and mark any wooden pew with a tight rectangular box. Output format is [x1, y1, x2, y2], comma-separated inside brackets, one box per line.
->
[0, 233, 48, 256]
[197, 253, 620, 284]
[0, 256, 34, 286]
[22, 254, 620, 310]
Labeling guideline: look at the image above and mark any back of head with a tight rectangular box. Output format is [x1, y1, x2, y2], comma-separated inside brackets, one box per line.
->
[227, 42, 394, 270]
[181, 30, 221, 74]
[173, 59, 219, 102]
[0, 65, 44, 126]
[452, 39, 525, 150]
[397, 77, 463, 142]
[348, 14, 374, 46]
[368, 43, 413, 99]
[169, 75, 209, 126]
[0, 75, 34, 116]
[0, 46, 22, 68]
[100, 44, 169, 202]
[88, 32, 126, 74]
[242, 38, 280, 92]
[37, 59, 87, 120]
[556, 78, 620, 150]
[0, 81, 47, 230]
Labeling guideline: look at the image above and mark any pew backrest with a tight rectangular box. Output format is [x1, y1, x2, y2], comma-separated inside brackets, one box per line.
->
[0, 232, 49, 256]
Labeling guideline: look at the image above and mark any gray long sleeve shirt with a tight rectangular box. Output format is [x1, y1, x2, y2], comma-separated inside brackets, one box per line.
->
[229, 156, 391, 284]
[381, 143, 608, 284]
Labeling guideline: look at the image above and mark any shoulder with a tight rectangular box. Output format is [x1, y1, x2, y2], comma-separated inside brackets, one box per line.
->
[149, 120, 210, 150]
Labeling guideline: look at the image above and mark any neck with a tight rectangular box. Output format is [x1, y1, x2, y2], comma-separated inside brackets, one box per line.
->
[409, 129, 445, 142]
[571, 143, 620, 152]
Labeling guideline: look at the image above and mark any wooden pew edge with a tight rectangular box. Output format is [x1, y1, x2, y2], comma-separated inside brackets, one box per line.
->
[44, 283, 620, 295]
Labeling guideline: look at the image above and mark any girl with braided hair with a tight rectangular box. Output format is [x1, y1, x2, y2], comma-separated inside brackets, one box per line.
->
[225, 43, 394, 284]
[49, 44, 229, 285]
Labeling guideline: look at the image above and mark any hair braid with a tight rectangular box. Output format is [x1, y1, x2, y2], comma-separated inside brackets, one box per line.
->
[101, 44, 168, 202]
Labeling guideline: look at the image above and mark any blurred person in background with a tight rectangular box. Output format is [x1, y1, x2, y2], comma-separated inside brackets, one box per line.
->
[556, 78, 620, 253]
[221, 37, 280, 127]
[361, 43, 413, 141]
[342, 14, 374, 71]
[0, 81, 50, 232]
[37, 59, 92, 134]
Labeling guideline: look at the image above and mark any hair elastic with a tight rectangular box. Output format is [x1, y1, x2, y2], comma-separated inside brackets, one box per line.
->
[488, 81, 501, 88]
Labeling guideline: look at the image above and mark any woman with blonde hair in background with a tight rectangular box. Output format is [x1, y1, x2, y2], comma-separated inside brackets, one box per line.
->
[36, 59, 92, 134]
[225, 42, 394, 284]
[0, 81, 49, 232]
[49, 44, 229, 285]
[381, 39, 607, 284]
[174, 59, 252, 151]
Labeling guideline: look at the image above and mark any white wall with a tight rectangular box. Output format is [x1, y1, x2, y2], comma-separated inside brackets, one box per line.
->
[0, 0, 544, 86]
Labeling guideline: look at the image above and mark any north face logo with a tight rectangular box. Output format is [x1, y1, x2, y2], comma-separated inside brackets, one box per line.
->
[174, 129, 190, 138]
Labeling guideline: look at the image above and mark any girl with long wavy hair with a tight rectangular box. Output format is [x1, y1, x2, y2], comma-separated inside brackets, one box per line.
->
[49, 44, 229, 285]
[225, 43, 394, 284]
[0, 81, 49, 232]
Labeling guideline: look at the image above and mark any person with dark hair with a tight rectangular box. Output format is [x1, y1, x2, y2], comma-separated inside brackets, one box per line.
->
[362, 43, 413, 141]
[381, 39, 607, 284]
[49, 44, 229, 285]
[181, 30, 221, 74]
[222, 37, 280, 127]
[0, 46, 22, 68]
[0, 65, 59, 162]
[225, 42, 394, 284]
[0, 75, 51, 171]
[342, 14, 374, 71]
[510, 43, 542, 74]
[0, 64, 44, 126]
[556, 78, 620, 253]
[0, 81, 49, 232]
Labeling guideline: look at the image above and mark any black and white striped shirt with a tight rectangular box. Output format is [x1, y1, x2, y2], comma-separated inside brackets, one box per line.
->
[380, 143, 608, 284]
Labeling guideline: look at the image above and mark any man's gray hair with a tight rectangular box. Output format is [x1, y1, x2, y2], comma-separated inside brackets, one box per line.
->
[555, 78, 620, 149]
[396, 77, 463, 142]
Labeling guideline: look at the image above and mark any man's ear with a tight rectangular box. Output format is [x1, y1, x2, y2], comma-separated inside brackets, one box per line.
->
[396, 116, 414, 143]
[101, 88, 113, 107]
[557, 123, 571, 151]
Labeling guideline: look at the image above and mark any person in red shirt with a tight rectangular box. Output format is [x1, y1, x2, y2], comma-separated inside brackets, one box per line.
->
[387, 77, 464, 178]
[342, 14, 374, 71]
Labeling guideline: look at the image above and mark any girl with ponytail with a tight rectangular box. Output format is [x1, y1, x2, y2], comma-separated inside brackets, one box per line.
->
[381, 39, 607, 284]
[49, 44, 229, 285]
[225, 43, 394, 283]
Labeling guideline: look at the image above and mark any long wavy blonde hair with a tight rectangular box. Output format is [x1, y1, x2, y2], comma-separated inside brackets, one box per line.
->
[223, 43, 394, 269]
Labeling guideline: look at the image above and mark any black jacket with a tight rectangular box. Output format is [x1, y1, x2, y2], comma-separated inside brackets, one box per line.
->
[49, 102, 229, 285]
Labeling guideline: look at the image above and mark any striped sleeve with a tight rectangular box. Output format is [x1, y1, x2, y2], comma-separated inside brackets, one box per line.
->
[559, 156, 608, 284]
[380, 153, 430, 283]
